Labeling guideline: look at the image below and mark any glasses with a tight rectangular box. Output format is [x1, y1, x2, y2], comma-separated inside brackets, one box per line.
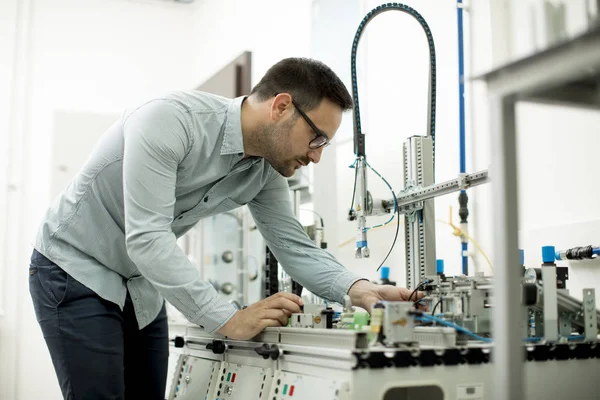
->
[290, 99, 331, 149]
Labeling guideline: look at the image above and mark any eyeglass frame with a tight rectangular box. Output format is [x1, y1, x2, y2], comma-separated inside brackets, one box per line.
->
[273, 93, 331, 149]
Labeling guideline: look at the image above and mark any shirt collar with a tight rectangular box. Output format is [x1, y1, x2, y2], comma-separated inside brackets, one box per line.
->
[220, 96, 247, 156]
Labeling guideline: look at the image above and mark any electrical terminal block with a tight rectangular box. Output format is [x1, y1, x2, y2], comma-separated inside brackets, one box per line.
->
[290, 304, 334, 329]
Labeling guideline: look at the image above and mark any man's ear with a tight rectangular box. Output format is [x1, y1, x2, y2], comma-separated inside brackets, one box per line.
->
[270, 93, 293, 122]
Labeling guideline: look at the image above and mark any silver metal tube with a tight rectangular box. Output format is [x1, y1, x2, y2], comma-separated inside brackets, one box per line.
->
[490, 95, 522, 400]
[354, 157, 369, 258]
[383, 169, 489, 211]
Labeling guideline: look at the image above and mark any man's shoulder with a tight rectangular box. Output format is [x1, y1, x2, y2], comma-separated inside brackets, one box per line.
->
[161, 90, 232, 114]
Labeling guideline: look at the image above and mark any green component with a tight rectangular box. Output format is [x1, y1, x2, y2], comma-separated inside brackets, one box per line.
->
[227, 372, 231, 382]
[283, 384, 289, 395]
[353, 312, 370, 328]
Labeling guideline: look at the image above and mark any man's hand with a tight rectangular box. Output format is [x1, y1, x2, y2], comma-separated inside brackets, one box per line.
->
[348, 279, 424, 312]
[217, 292, 303, 340]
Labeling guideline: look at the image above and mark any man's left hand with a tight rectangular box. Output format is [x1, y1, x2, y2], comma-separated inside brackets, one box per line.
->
[347, 279, 424, 312]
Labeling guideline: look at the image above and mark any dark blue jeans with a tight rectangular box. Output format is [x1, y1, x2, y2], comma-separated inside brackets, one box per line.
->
[29, 249, 169, 400]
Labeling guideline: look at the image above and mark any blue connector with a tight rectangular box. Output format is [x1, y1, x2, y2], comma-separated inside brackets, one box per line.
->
[380, 266, 390, 280]
[542, 246, 556, 264]
[519, 249, 525, 266]
[436, 259, 445, 275]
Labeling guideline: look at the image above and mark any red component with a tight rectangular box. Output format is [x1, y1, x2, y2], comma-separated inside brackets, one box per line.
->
[231, 373, 236, 383]
[189, 365, 193, 374]
[289, 385, 295, 396]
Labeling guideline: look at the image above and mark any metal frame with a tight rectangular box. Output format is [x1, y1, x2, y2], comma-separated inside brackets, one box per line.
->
[542, 267, 559, 341]
[403, 136, 437, 288]
[583, 289, 598, 341]
[383, 169, 489, 212]
[478, 26, 600, 400]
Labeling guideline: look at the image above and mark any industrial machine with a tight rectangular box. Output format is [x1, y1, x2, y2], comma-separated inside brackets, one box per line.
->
[167, 259, 600, 400]
[167, 4, 600, 399]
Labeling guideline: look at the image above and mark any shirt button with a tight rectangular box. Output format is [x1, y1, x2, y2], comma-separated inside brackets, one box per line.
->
[204, 197, 209, 202]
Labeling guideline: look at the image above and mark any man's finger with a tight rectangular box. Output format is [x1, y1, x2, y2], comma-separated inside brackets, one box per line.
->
[265, 296, 302, 314]
[281, 309, 293, 317]
[413, 291, 425, 300]
[264, 309, 289, 326]
[261, 319, 284, 330]
[270, 291, 303, 305]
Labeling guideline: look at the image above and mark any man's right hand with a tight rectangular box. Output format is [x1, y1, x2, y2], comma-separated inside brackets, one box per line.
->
[216, 292, 303, 340]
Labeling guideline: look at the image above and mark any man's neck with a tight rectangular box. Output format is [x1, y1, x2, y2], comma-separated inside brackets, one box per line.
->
[240, 96, 264, 158]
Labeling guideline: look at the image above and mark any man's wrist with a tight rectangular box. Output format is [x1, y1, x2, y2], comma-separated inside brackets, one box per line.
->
[347, 279, 380, 311]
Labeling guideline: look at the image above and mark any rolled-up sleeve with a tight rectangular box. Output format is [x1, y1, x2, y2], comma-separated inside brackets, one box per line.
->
[122, 99, 236, 333]
[248, 172, 365, 303]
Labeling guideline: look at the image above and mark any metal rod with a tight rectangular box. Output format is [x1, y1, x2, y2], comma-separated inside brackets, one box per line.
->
[490, 95, 522, 400]
[382, 169, 489, 211]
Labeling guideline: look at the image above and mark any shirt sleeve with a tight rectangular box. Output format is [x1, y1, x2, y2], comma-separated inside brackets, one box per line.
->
[122, 99, 236, 333]
[247, 171, 366, 303]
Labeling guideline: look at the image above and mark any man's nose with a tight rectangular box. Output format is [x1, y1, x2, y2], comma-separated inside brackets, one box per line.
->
[307, 147, 324, 164]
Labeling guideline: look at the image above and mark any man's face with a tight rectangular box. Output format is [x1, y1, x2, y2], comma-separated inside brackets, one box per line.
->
[261, 97, 343, 177]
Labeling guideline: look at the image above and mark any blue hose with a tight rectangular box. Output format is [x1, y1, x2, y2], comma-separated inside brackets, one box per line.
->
[457, 0, 466, 176]
[461, 242, 468, 275]
[417, 314, 587, 344]
[457, 0, 468, 274]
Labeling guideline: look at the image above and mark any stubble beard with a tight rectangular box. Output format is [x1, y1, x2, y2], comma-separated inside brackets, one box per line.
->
[258, 120, 296, 177]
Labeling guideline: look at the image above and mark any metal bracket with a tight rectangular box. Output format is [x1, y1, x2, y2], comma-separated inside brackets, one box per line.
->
[542, 267, 559, 341]
[583, 288, 597, 341]
[398, 201, 424, 215]
[457, 173, 468, 190]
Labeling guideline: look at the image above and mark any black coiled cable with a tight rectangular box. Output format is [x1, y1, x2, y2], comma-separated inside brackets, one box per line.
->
[350, 2, 437, 171]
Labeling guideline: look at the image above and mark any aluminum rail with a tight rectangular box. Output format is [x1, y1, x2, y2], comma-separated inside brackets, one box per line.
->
[382, 169, 489, 212]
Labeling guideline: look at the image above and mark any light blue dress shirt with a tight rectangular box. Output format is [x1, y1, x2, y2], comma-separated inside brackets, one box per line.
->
[35, 91, 364, 332]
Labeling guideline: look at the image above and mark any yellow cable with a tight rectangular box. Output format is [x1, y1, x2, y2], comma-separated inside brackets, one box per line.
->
[337, 208, 494, 273]
[435, 219, 494, 272]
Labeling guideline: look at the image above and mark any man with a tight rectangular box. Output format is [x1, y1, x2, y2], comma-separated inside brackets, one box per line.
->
[29, 58, 418, 399]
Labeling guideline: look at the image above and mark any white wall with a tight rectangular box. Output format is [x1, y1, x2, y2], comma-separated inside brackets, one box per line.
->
[1, 0, 199, 398]
[191, 0, 312, 89]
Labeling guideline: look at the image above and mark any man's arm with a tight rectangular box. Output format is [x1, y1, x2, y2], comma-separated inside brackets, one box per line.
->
[247, 172, 367, 304]
[247, 172, 423, 311]
[122, 99, 237, 333]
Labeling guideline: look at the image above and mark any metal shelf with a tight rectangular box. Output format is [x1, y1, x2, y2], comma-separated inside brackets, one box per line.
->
[477, 25, 600, 400]
[478, 26, 600, 107]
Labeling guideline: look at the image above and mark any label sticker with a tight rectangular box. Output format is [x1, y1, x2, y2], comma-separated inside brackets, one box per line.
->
[457, 383, 484, 400]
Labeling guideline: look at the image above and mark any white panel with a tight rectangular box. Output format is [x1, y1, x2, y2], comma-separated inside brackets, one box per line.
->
[210, 361, 273, 400]
[172, 356, 221, 400]
[267, 370, 348, 400]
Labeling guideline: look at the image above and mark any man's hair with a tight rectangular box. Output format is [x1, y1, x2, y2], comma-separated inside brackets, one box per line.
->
[250, 58, 353, 112]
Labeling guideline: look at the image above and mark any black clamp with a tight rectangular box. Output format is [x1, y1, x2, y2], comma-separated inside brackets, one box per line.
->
[206, 340, 227, 354]
[254, 343, 281, 360]
[172, 336, 185, 348]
